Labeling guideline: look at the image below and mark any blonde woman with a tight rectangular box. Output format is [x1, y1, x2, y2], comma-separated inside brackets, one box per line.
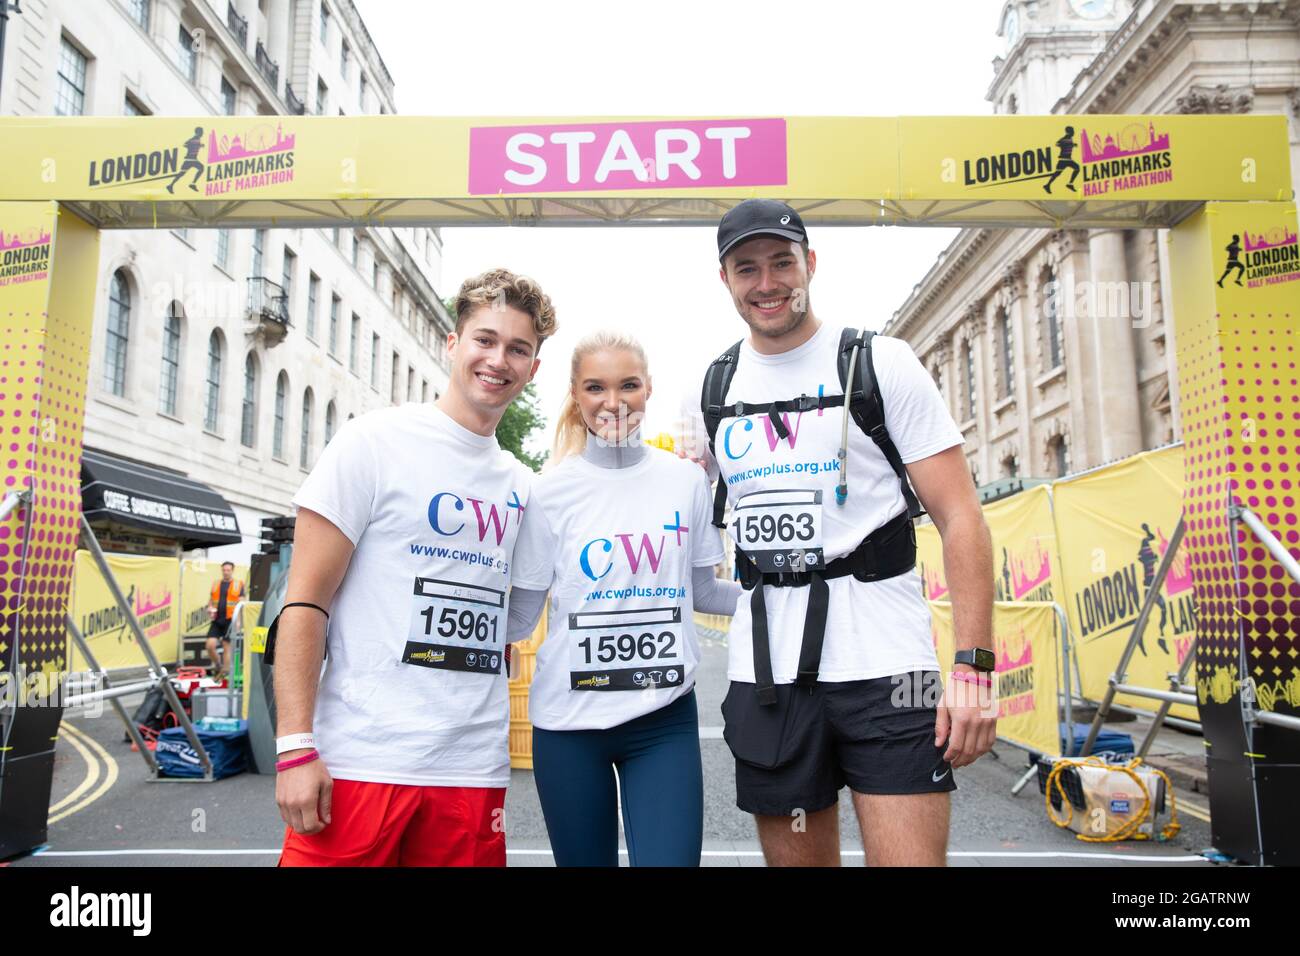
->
[509, 331, 740, 866]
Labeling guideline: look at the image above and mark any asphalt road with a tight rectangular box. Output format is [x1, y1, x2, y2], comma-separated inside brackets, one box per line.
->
[12, 627, 1216, 867]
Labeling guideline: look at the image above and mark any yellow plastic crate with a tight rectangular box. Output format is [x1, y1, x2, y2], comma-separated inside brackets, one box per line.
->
[509, 719, 533, 770]
[509, 686, 530, 721]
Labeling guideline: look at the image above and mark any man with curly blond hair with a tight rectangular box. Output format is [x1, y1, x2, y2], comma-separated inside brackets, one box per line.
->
[275, 268, 556, 866]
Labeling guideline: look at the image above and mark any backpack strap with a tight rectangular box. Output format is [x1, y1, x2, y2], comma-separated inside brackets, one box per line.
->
[838, 329, 924, 519]
[701, 341, 742, 528]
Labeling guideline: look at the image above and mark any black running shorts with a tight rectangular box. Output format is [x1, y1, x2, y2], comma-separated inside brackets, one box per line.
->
[720, 671, 957, 816]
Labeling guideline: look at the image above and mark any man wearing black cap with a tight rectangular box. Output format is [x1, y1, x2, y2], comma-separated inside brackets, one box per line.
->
[686, 199, 996, 866]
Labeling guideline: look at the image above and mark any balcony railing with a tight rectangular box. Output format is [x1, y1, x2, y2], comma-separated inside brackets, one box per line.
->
[284, 84, 306, 116]
[247, 276, 289, 327]
[226, 3, 248, 51]
[255, 40, 279, 90]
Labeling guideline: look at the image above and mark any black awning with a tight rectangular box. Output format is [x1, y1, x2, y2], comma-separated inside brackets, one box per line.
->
[81, 448, 241, 550]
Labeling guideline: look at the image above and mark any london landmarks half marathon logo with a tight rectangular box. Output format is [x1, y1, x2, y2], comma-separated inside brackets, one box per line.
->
[0, 227, 51, 285]
[1076, 521, 1195, 663]
[1217, 226, 1300, 289]
[963, 121, 1173, 196]
[87, 122, 297, 195]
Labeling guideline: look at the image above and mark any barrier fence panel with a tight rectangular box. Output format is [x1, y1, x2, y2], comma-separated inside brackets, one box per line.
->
[930, 600, 1062, 758]
[1052, 445, 1198, 722]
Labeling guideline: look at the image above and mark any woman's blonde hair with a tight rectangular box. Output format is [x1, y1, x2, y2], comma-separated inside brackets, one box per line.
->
[551, 331, 650, 465]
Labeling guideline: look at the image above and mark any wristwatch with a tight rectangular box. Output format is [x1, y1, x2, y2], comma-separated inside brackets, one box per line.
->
[954, 648, 996, 673]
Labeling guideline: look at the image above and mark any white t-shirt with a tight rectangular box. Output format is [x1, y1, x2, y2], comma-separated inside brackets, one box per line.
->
[679, 322, 963, 684]
[511, 447, 725, 731]
[291, 403, 532, 787]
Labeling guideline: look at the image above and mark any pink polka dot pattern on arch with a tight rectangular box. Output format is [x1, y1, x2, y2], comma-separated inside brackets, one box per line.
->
[1, 206, 95, 681]
[1173, 205, 1299, 735]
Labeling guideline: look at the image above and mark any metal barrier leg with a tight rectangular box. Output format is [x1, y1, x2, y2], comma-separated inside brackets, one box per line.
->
[1138, 635, 1199, 759]
[1010, 763, 1039, 797]
[1080, 514, 1186, 757]
[79, 515, 213, 780]
[1053, 603, 1073, 755]
[65, 615, 159, 775]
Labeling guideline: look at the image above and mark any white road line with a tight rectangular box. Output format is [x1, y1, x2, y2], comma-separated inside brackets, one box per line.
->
[33, 847, 1211, 862]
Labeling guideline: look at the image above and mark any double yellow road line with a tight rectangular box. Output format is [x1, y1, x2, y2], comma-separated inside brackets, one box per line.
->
[48, 720, 119, 824]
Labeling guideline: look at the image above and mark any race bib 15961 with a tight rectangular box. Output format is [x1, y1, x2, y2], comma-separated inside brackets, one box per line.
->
[402, 576, 505, 675]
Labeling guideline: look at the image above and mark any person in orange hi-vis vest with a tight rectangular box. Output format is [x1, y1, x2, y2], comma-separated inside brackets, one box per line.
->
[205, 561, 244, 678]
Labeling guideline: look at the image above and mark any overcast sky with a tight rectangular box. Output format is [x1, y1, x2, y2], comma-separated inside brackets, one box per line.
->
[353, 0, 1007, 453]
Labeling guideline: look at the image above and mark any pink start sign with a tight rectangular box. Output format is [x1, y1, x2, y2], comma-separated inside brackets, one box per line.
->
[468, 118, 788, 195]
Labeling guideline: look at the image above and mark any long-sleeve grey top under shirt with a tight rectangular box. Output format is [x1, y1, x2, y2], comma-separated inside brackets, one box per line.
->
[505, 430, 741, 643]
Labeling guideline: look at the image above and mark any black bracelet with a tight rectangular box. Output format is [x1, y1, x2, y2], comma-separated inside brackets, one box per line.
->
[280, 601, 330, 620]
[265, 601, 330, 666]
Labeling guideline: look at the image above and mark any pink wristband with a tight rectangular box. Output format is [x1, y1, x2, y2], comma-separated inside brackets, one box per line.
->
[276, 749, 320, 773]
[951, 671, 992, 688]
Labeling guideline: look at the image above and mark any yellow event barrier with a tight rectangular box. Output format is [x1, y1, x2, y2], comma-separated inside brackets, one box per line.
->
[920, 448, 1196, 721]
[1, 113, 1295, 862]
[930, 601, 1062, 757]
[68, 550, 180, 672]
[1053, 446, 1197, 721]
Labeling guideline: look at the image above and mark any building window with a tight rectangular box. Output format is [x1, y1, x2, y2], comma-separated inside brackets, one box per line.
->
[316, 77, 328, 115]
[55, 37, 88, 116]
[349, 313, 360, 373]
[1051, 436, 1070, 477]
[221, 76, 237, 115]
[421, 379, 428, 404]
[159, 302, 182, 416]
[341, 42, 350, 79]
[104, 270, 131, 396]
[359, 71, 367, 109]
[319, 2, 330, 44]
[370, 332, 380, 389]
[1002, 454, 1018, 478]
[241, 353, 258, 448]
[273, 371, 288, 459]
[1042, 265, 1063, 370]
[204, 331, 224, 432]
[124, 93, 148, 116]
[351, 233, 360, 269]
[307, 273, 320, 340]
[299, 388, 314, 468]
[963, 341, 976, 421]
[329, 294, 341, 355]
[176, 24, 197, 83]
[325, 400, 337, 444]
[407, 364, 415, 403]
[391, 351, 401, 404]
[216, 228, 231, 271]
[999, 309, 1015, 398]
[125, 0, 150, 31]
[249, 229, 264, 278]
[372, 258, 379, 289]
[281, 248, 296, 315]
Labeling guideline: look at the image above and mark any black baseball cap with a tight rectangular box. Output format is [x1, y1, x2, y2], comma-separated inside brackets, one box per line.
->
[717, 199, 807, 262]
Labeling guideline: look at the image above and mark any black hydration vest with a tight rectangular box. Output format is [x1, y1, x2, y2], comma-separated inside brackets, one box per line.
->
[700, 328, 922, 704]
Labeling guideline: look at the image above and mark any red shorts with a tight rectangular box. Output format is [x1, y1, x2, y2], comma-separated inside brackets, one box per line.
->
[279, 778, 506, 867]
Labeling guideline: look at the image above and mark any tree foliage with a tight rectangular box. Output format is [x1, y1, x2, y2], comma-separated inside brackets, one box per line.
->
[496, 381, 549, 472]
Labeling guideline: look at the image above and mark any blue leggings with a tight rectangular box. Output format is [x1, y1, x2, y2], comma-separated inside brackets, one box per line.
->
[531, 691, 703, 867]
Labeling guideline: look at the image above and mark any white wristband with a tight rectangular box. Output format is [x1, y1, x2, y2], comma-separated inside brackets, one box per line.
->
[276, 733, 316, 755]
